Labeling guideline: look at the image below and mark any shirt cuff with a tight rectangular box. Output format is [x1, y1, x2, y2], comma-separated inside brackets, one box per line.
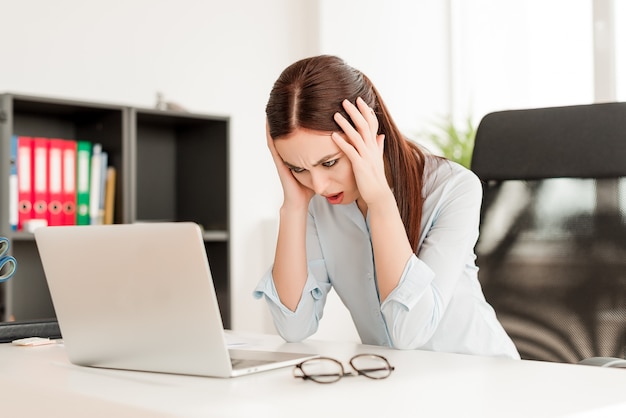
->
[253, 267, 324, 315]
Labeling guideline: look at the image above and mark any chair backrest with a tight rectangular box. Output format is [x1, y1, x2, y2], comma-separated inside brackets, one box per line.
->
[471, 102, 626, 363]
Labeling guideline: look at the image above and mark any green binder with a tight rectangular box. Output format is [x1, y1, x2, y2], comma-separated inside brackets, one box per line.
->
[76, 140, 91, 225]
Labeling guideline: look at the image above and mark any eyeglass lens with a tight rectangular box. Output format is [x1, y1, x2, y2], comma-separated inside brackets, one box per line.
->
[350, 354, 393, 379]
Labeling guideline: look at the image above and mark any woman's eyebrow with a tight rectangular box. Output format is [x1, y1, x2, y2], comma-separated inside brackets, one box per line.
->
[283, 161, 300, 170]
[314, 152, 342, 166]
[283, 152, 342, 170]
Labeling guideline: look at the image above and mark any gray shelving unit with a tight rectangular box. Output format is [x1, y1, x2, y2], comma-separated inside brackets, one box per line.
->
[0, 93, 230, 331]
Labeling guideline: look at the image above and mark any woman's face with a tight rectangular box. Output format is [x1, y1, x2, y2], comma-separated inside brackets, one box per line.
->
[274, 128, 360, 205]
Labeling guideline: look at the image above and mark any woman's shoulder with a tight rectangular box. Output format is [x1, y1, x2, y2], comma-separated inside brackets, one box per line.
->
[424, 156, 481, 190]
[421, 157, 483, 212]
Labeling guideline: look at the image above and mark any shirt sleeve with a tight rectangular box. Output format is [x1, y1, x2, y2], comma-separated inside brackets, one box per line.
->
[252, 211, 332, 342]
[380, 165, 483, 349]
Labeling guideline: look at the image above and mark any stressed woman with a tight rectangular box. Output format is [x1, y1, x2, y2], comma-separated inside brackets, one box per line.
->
[254, 55, 519, 359]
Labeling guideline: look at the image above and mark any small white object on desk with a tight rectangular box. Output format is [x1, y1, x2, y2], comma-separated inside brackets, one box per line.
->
[12, 337, 56, 346]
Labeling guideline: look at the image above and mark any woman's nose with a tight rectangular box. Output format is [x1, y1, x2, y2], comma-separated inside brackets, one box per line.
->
[310, 171, 329, 195]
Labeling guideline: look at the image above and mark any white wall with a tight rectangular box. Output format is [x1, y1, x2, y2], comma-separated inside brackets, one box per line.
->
[319, 0, 597, 129]
[615, 0, 626, 100]
[319, 1, 451, 138]
[450, 0, 594, 119]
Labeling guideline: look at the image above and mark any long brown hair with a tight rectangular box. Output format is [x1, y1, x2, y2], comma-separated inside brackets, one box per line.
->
[266, 55, 428, 251]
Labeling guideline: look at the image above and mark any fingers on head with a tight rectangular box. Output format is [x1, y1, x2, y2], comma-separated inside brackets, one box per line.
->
[348, 97, 378, 133]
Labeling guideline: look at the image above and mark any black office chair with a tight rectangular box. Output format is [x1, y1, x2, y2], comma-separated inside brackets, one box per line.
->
[470, 102, 626, 364]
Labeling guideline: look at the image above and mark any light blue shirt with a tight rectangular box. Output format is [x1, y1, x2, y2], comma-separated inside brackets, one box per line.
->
[254, 159, 520, 359]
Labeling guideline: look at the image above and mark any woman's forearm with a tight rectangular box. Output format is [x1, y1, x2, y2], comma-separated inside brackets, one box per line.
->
[368, 190, 414, 302]
[272, 205, 310, 311]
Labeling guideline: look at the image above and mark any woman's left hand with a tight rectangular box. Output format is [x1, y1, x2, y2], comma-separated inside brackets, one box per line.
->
[331, 97, 391, 207]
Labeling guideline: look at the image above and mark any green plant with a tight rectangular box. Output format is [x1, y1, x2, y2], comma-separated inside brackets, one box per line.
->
[418, 116, 477, 169]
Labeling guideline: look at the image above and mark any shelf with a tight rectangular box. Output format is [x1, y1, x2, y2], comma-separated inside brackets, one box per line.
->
[0, 93, 231, 328]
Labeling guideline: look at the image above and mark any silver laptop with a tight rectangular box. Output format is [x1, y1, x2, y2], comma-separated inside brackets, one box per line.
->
[34, 222, 317, 378]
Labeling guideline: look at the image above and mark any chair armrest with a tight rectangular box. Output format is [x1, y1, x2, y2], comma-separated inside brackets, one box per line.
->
[578, 357, 626, 368]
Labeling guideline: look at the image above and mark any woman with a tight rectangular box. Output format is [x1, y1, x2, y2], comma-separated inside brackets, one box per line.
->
[254, 55, 519, 359]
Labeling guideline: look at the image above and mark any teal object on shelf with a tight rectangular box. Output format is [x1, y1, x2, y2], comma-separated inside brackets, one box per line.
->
[0, 236, 17, 283]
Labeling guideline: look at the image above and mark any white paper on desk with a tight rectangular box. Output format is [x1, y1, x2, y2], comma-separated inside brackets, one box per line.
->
[224, 331, 267, 348]
[225, 334, 250, 348]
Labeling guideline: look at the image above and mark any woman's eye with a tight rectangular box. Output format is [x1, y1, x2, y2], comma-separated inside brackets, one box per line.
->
[322, 159, 338, 168]
[290, 167, 306, 174]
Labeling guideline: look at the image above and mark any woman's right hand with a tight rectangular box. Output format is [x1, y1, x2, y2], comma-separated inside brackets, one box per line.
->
[266, 122, 315, 210]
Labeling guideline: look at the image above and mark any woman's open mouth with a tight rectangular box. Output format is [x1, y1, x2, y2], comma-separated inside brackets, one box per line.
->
[325, 192, 344, 204]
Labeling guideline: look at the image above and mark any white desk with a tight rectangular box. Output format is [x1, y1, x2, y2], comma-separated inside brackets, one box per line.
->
[1, 331, 625, 417]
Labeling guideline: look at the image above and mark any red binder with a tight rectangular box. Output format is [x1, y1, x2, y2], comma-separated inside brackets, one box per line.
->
[47, 138, 64, 226]
[61, 139, 77, 225]
[31, 137, 49, 226]
[17, 136, 34, 231]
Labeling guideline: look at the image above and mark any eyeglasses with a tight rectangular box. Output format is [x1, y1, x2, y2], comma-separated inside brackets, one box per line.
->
[293, 354, 394, 383]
